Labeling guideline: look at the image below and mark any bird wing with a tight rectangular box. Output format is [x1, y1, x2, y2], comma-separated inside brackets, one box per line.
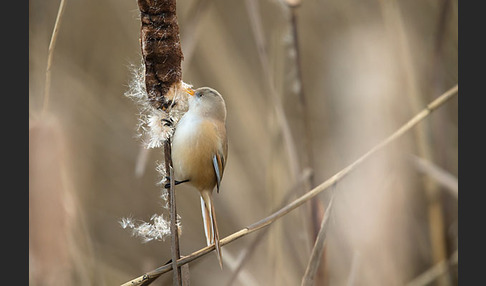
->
[212, 121, 227, 194]
[212, 152, 224, 193]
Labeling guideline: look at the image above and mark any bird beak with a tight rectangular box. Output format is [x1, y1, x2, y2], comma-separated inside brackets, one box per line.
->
[185, 87, 195, 96]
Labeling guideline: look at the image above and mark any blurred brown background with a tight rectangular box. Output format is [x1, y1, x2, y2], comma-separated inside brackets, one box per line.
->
[29, 0, 458, 285]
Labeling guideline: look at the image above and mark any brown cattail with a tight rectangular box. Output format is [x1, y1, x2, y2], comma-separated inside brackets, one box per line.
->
[138, 0, 184, 110]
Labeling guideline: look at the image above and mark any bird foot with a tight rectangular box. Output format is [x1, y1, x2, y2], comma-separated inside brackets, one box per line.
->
[161, 118, 174, 127]
[164, 177, 190, 189]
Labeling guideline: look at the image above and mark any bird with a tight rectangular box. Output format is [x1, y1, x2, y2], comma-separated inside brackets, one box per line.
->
[169, 86, 228, 268]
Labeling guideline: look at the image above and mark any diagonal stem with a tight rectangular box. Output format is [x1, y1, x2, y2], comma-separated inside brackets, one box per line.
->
[301, 196, 334, 286]
[42, 0, 67, 116]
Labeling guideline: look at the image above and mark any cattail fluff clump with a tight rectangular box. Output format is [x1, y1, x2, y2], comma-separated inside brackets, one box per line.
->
[118, 187, 180, 243]
[119, 214, 182, 243]
[125, 62, 191, 150]
[125, 62, 192, 183]
[122, 62, 190, 242]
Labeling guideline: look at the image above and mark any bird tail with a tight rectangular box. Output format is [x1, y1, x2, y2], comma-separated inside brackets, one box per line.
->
[200, 191, 223, 268]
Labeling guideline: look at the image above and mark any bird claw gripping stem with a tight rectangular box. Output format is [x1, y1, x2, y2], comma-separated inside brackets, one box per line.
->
[163, 176, 190, 189]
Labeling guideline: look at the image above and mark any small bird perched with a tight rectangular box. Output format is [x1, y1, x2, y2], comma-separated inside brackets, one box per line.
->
[170, 87, 228, 268]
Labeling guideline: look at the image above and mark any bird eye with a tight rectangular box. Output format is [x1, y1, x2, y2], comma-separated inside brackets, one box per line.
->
[196, 92, 203, 98]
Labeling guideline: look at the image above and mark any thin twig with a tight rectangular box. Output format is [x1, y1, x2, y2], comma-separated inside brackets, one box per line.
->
[42, 0, 67, 116]
[431, 0, 452, 92]
[286, 7, 326, 281]
[406, 250, 458, 286]
[288, 6, 313, 178]
[301, 196, 334, 286]
[410, 155, 458, 198]
[120, 84, 458, 286]
[244, 0, 300, 179]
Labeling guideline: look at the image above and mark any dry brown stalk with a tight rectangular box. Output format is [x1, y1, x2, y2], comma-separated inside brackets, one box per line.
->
[164, 140, 182, 285]
[285, 2, 327, 282]
[287, 6, 313, 179]
[411, 155, 458, 198]
[406, 250, 458, 286]
[42, 0, 67, 116]
[120, 84, 458, 286]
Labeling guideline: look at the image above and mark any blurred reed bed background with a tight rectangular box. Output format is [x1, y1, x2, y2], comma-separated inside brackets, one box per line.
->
[29, 0, 458, 285]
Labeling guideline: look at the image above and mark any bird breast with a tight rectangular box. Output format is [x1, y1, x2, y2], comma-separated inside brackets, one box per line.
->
[171, 113, 221, 191]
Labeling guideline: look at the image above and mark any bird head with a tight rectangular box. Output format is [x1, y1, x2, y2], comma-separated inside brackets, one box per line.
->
[185, 87, 226, 121]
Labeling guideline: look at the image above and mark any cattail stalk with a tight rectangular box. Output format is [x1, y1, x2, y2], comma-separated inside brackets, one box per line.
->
[136, 0, 185, 284]
[164, 139, 182, 285]
[138, 0, 184, 111]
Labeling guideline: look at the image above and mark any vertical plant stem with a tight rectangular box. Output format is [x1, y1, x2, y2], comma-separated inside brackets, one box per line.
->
[287, 0, 325, 253]
[42, 0, 67, 116]
[244, 0, 300, 180]
[288, 7, 313, 180]
[431, 0, 452, 93]
[287, 3, 327, 283]
[164, 140, 182, 286]
[244, 1, 313, 274]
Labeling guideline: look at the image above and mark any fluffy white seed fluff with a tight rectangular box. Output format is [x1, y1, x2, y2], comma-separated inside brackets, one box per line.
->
[121, 61, 189, 243]
[125, 62, 191, 150]
[119, 214, 181, 243]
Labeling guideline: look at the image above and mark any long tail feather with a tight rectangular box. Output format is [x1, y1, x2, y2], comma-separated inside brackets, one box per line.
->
[200, 191, 223, 268]
[200, 196, 212, 246]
